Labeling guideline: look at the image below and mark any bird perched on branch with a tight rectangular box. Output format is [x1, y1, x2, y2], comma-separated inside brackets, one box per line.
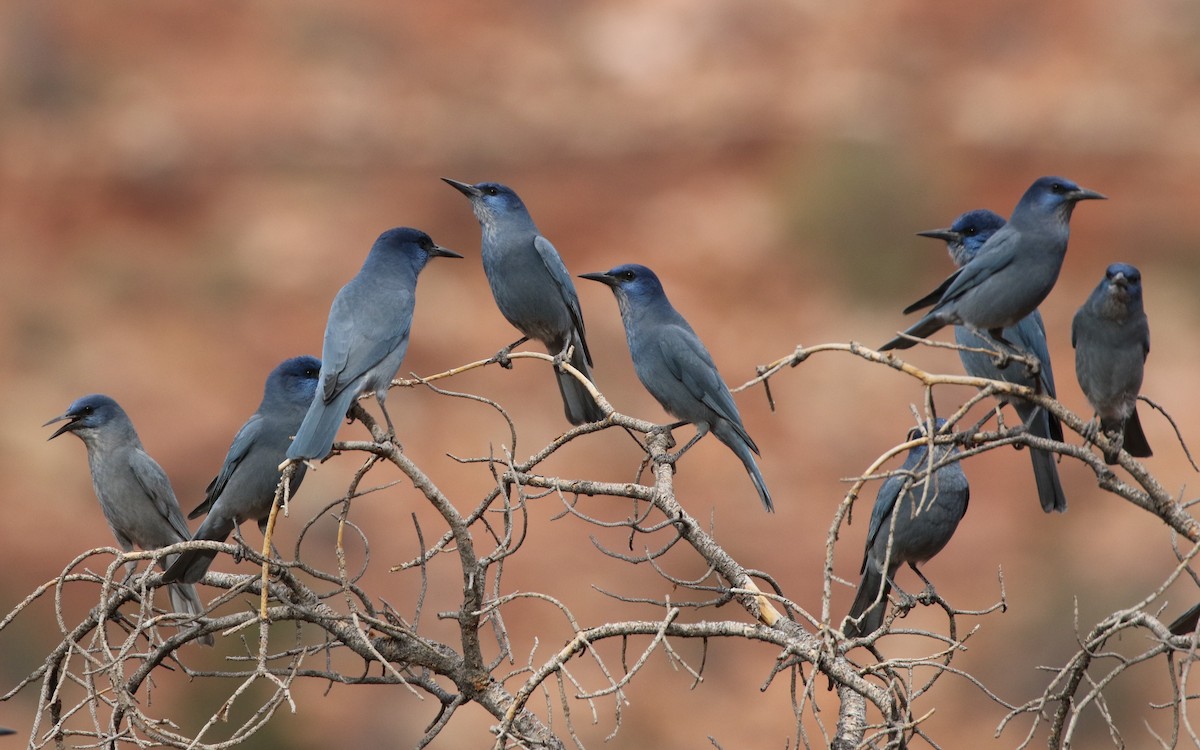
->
[580, 263, 773, 512]
[844, 419, 970, 639]
[287, 228, 462, 461]
[1072, 263, 1152, 464]
[881, 176, 1105, 352]
[917, 209, 1066, 513]
[443, 178, 604, 425]
[45, 394, 213, 645]
[164, 356, 320, 584]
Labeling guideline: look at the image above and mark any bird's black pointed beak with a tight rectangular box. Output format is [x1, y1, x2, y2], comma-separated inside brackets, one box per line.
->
[442, 178, 481, 198]
[916, 227, 959, 243]
[1070, 186, 1106, 202]
[43, 412, 78, 440]
[579, 271, 616, 287]
[430, 244, 464, 260]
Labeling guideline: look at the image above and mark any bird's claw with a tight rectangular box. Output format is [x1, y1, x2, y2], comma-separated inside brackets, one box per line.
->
[494, 348, 514, 370]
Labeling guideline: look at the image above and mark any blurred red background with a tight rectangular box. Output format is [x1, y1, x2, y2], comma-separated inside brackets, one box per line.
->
[3, 1, 1200, 746]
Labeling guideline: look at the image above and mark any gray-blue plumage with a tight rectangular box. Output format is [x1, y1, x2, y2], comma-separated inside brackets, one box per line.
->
[1072, 263, 1152, 464]
[443, 179, 604, 425]
[844, 420, 970, 638]
[46, 394, 213, 645]
[287, 227, 462, 461]
[918, 209, 1066, 513]
[881, 176, 1105, 351]
[164, 356, 320, 584]
[580, 264, 773, 512]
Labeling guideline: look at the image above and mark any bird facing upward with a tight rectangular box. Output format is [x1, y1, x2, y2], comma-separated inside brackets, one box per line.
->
[443, 178, 605, 425]
[45, 394, 213, 646]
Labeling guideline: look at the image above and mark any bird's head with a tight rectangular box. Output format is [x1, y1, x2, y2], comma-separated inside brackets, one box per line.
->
[1103, 262, 1143, 302]
[579, 264, 666, 300]
[1018, 176, 1106, 221]
[441, 178, 530, 226]
[44, 394, 125, 441]
[917, 208, 1006, 266]
[266, 355, 322, 407]
[372, 227, 463, 267]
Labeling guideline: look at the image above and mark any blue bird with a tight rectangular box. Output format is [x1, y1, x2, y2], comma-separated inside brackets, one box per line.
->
[918, 209, 1067, 513]
[580, 264, 773, 512]
[881, 176, 1105, 351]
[443, 179, 604, 425]
[287, 228, 462, 461]
[45, 395, 213, 645]
[164, 356, 321, 584]
[844, 420, 970, 638]
[1072, 263, 1152, 464]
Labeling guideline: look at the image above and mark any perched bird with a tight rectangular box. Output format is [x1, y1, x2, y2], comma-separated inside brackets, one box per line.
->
[1072, 263, 1152, 464]
[580, 264, 773, 511]
[918, 209, 1067, 513]
[442, 179, 604, 425]
[45, 395, 213, 645]
[287, 228, 462, 461]
[164, 356, 321, 584]
[844, 420, 970, 639]
[881, 176, 1105, 351]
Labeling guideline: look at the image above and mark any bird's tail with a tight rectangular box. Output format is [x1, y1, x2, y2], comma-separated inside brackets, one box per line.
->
[844, 565, 890, 639]
[287, 386, 360, 461]
[166, 581, 214, 646]
[163, 514, 236, 585]
[879, 313, 948, 352]
[555, 338, 605, 425]
[715, 422, 774, 512]
[1120, 407, 1153, 460]
[1018, 403, 1067, 513]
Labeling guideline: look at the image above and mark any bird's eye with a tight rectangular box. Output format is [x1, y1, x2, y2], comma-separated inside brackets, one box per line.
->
[306, 368, 320, 378]
[1051, 182, 1066, 193]
[484, 187, 500, 197]
[962, 227, 977, 236]
[81, 405, 93, 416]
[619, 270, 636, 281]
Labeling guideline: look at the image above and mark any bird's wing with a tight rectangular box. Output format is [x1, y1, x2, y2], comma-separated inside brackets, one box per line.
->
[321, 282, 413, 403]
[534, 235, 592, 364]
[932, 231, 1019, 308]
[191, 413, 263, 519]
[862, 474, 906, 572]
[129, 449, 191, 541]
[1014, 310, 1056, 397]
[902, 269, 964, 315]
[657, 328, 756, 450]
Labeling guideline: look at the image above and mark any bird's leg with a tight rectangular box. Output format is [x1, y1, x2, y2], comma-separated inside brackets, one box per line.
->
[376, 394, 399, 447]
[968, 406, 998, 437]
[493, 336, 530, 370]
[661, 423, 707, 464]
[908, 562, 938, 602]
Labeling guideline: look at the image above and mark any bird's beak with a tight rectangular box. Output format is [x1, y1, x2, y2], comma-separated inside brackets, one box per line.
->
[579, 271, 616, 287]
[429, 244, 464, 259]
[441, 178, 481, 198]
[1070, 186, 1107, 202]
[916, 227, 959, 243]
[1110, 271, 1128, 287]
[43, 412, 78, 440]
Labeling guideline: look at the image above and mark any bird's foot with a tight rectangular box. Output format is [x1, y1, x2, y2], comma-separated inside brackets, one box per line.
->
[915, 582, 938, 606]
[493, 347, 515, 370]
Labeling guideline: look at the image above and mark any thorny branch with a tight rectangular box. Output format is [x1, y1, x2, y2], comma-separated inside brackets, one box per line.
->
[2, 342, 1198, 749]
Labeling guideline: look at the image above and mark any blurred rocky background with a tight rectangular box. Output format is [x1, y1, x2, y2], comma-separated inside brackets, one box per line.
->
[3, 0, 1200, 746]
